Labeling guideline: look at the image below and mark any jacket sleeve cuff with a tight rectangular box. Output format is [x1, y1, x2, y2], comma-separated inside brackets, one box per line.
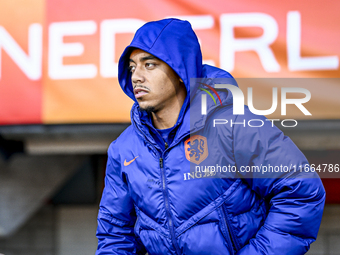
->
[236, 224, 311, 255]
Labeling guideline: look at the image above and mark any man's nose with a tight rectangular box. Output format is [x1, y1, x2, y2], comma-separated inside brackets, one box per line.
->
[131, 66, 145, 84]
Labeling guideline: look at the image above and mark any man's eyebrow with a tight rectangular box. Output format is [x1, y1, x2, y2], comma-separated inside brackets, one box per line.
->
[140, 55, 157, 61]
[129, 55, 158, 64]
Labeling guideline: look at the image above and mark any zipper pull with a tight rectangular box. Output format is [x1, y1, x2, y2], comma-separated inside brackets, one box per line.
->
[159, 158, 163, 168]
[165, 142, 168, 149]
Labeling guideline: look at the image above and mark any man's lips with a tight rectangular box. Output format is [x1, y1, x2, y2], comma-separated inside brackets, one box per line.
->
[134, 87, 149, 99]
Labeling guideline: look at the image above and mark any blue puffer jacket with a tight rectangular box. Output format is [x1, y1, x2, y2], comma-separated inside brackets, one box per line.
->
[96, 19, 325, 255]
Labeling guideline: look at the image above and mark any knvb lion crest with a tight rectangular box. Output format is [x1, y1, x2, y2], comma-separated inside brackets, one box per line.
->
[184, 135, 208, 165]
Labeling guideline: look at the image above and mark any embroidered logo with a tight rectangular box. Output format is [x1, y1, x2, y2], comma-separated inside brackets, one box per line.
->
[184, 135, 208, 165]
[124, 156, 139, 166]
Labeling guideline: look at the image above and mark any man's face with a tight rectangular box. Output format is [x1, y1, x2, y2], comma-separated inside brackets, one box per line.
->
[129, 48, 186, 113]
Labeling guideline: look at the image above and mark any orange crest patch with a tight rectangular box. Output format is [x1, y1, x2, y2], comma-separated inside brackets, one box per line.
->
[184, 135, 209, 165]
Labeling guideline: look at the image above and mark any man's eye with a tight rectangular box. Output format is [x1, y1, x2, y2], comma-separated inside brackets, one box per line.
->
[129, 66, 136, 72]
[146, 63, 155, 68]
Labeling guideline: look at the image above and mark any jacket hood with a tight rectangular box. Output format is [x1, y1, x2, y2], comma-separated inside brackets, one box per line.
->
[118, 18, 203, 121]
[118, 18, 239, 138]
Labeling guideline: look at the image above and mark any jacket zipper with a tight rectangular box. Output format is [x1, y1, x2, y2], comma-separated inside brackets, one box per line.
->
[132, 120, 180, 254]
[160, 157, 181, 255]
[221, 206, 239, 254]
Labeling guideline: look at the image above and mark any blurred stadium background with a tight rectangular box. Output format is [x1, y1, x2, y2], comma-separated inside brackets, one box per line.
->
[0, 0, 339, 254]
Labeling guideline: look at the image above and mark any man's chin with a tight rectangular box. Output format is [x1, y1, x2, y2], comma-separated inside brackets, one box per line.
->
[139, 105, 155, 113]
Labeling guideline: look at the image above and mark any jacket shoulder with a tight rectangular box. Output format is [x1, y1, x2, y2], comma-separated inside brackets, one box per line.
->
[108, 124, 136, 154]
[202, 64, 234, 79]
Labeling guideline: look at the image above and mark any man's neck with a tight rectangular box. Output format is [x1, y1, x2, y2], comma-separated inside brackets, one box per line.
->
[151, 107, 179, 130]
[150, 82, 187, 130]
[151, 98, 185, 130]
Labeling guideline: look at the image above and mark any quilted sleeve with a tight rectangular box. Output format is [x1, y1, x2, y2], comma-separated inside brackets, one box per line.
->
[96, 141, 146, 255]
[233, 109, 326, 255]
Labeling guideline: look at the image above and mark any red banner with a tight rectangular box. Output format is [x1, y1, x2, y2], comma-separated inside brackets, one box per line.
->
[0, 0, 339, 124]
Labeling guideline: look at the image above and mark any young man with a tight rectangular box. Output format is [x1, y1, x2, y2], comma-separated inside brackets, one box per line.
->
[96, 18, 325, 255]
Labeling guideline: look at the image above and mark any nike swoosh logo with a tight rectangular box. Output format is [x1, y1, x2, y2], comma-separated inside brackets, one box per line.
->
[124, 156, 139, 166]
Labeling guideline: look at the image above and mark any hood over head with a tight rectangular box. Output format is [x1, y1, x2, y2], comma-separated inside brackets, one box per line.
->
[118, 18, 203, 114]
